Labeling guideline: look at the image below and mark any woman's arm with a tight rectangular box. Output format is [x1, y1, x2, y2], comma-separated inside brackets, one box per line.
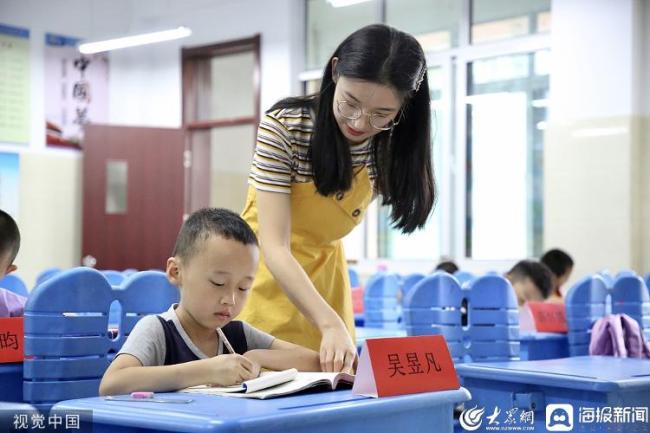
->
[255, 190, 357, 373]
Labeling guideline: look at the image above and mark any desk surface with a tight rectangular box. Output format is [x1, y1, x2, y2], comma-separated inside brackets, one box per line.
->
[456, 356, 650, 392]
[519, 332, 567, 341]
[54, 388, 470, 433]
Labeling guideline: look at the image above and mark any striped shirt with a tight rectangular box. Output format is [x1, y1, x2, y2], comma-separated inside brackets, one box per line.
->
[249, 106, 376, 194]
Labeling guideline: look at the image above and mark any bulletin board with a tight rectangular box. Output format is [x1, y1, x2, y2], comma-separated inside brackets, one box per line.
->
[0, 24, 30, 145]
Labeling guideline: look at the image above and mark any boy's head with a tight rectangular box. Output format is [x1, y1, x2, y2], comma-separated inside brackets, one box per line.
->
[0, 210, 20, 279]
[541, 248, 574, 295]
[506, 260, 554, 306]
[434, 260, 459, 274]
[166, 208, 259, 330]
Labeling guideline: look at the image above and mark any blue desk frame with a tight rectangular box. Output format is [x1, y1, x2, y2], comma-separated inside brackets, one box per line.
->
[0, 362, 23, 402]
[54, 388, 470, 433]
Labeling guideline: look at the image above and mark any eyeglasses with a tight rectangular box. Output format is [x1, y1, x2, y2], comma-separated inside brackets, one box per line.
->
[335, 100, 401, 131]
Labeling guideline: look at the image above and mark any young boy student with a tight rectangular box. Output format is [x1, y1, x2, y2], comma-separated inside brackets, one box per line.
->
[100, 208, 321, 396]
[505, 260, 554, 307]
[0, 209, 27, 317]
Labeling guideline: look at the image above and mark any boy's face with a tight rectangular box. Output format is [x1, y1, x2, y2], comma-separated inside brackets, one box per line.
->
[0, 251, 17, 280]
[167, 234, 259, 331]
[511, 277, 544, 306]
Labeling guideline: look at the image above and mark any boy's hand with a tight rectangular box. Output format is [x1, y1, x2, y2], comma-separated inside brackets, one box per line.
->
[205, 354, 260, 386]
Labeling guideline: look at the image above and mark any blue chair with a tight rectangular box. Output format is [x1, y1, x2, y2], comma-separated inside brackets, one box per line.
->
[111, 271, 179, 353]
[597, 269, 615, 289]
[363, 272, 401, 328]
[400, 273, 425, 300]
[402, 272, 464, 362]
[611, 275, 650, 340]
[23, 267, 113, 411]
[102, 270, 125, 287]
[348, 267, 360, 288]
[645, 272, 650, 294]
[565, 275, 608, 356]
[35, 267, 61, 288]
[0, 274, 28, 297]
[453, 271, 475, 288]
[466, 275, 519, 362]
[403, 272, 519, 364]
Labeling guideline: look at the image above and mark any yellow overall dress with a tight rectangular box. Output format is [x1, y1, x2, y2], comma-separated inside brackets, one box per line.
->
[239, 167, 372, 351]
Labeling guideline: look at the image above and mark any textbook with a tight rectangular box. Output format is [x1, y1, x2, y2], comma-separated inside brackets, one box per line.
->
[181, 368, 355, 399]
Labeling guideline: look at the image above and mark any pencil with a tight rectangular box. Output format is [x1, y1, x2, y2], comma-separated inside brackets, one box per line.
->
[217, 328, 236, 354]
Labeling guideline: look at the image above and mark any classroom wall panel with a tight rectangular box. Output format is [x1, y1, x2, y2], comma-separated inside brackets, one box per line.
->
[17, 151, 82, 289]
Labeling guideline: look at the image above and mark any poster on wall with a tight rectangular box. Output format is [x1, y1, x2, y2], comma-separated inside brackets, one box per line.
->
[0, 24, 30, 145]
[44, 33, 109, 149]
[0, 152, 19, 218]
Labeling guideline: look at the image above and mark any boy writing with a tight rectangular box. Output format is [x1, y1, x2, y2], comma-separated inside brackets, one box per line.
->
[100, 208, 320, 396]
[0, 209, 26, 317]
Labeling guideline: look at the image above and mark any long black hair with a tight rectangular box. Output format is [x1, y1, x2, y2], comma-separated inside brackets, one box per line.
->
[270, 24, 435, 233]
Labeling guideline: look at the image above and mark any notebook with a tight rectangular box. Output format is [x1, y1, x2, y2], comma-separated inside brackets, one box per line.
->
[181, 368, 355, 399]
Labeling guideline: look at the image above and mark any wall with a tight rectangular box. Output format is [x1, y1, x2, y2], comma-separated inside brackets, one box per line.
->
[545, 0, 650, 289]
[0, 0, 303, 287]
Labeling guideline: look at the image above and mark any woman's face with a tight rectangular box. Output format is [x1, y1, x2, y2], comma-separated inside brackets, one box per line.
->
[331, 73, 402, 144]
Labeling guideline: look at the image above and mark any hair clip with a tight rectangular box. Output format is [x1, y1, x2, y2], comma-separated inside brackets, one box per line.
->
[415, 66, 426, 92]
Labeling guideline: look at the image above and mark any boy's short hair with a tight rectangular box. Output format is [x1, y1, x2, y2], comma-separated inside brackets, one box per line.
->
[541, 248, 574, 278]
[0, 210, 20, 262]
[172, 208, 258, 261]
[435, 260, 459, 274]
[507, 260, 554, 299]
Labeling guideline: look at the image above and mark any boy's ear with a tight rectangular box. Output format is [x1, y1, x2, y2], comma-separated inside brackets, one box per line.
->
[166, 257, 182, 286]
[6, 264, 17, 274]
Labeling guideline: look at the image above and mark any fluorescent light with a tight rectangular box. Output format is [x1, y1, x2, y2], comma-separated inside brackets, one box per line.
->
[79, 26, 191, 54]
[327, 0, 373, 7]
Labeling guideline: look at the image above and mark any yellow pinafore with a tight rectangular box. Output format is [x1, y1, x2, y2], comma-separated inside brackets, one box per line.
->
[239, 167, 373, 351]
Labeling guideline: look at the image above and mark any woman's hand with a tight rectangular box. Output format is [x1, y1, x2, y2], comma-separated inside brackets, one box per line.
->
[319, 323, 357, 373]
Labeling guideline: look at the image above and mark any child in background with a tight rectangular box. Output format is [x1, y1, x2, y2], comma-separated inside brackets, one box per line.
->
[541, 248, 574, 299]
[100, 208, 320, 396]
[0, 209, 26, 317]
[505, 260, 554, 307]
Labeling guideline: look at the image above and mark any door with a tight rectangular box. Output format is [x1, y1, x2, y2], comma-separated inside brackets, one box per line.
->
[82, 124, 185, 271]
[182, 35, 260, 214]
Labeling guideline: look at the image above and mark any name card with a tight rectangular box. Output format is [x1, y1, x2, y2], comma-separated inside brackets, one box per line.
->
[352, 335, 460, 398]
[0, 317, 24, 363]
[525, 301, 568, 333]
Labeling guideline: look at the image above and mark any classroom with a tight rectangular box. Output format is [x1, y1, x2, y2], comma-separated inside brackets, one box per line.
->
[0, 0, 649, 432]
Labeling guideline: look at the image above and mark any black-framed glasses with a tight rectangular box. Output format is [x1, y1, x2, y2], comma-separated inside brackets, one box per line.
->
[335, 100, 401, 131]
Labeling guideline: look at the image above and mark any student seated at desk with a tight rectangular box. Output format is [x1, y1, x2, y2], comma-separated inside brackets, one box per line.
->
[541, 248, 574, 300]
[100, 208, 320, 396]
[0, 209, 26, 317]
[505, 260, 553, 307]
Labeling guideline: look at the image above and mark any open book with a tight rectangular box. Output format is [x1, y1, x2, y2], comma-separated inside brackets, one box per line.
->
[181, 368, 354, 399]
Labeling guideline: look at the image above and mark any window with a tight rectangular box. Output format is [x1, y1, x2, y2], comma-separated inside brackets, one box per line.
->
[465, 50, 549, 259]
[303, 1, 551, 263]
[385, 0, 463, 52]
[471, 0, 551, 44]
[306, 0, 380, 70]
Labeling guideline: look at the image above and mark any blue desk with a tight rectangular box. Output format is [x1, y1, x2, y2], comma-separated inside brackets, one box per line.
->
[0, 362, 22, 402]
[519, 332, 568, 360]
[355, 327, 407, 351]
[457, 356, 650, 432]
[354, 313, 364, 327]
[54, 388, 471, 433]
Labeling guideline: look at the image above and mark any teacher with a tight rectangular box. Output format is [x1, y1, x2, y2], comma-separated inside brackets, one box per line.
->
[239, 24, 435, 373]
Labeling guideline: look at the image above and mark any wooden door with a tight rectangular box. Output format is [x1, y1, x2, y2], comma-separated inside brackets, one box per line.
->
[82, 124, 185, 271]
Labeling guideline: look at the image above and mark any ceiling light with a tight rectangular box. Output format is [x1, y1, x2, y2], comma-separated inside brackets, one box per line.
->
[79, 26, 191, 54]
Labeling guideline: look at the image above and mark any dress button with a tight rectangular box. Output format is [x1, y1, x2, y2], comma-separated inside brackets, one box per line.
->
[352, 209, 361, 217]
[336, 192, 344, 200]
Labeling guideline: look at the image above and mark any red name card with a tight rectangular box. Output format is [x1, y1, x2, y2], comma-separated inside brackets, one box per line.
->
[526, 301, 568, 333]
[0, 317, 24, 363]
[352, 335, 460, 398]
